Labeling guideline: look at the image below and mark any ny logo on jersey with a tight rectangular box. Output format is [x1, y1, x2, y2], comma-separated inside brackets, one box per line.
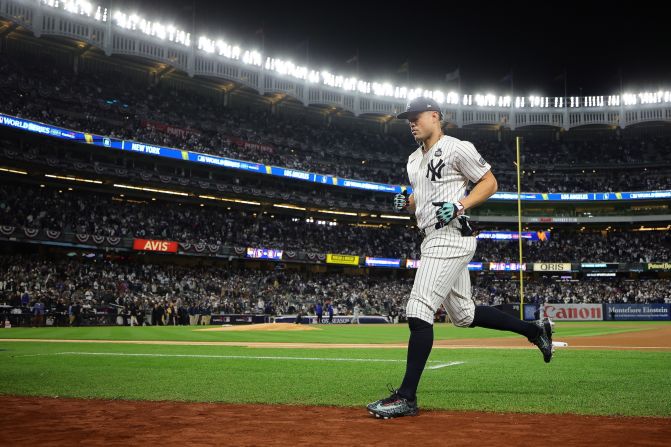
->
[426, 159, 445, 181]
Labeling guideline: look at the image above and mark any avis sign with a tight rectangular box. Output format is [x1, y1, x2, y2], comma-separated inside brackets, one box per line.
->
[132, 239, 178, 253]
[543, 303, 602, 321]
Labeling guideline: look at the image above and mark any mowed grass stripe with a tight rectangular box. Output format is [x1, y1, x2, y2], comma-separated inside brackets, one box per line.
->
[16, 351, 438, 363]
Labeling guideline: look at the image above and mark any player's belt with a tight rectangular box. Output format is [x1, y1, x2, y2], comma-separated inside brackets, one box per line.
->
[420, 216, 477, 238]
[418, 221, 449, 238]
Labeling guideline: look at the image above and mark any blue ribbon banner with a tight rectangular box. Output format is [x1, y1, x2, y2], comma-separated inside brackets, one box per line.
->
[2, 113, 669, 201]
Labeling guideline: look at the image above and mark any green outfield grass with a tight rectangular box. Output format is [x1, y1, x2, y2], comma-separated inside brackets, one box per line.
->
[0, 322, 669, 417]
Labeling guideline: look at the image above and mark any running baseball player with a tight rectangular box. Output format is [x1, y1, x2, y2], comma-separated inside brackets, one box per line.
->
[367, 97, 554, 419]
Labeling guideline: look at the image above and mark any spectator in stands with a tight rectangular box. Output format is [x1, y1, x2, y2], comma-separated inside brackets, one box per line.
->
[327, 300, 334, 323]
[315, 301, 323, 324]
[31, 297, 45, 327]
[20, 290, 30, 308]
[201, 303, 212, 325]
[129, 301, 139, 327]
[152, 302, 164, 326]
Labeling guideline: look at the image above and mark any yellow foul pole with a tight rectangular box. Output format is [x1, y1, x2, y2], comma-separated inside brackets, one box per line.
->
[516, 136, 524, 320]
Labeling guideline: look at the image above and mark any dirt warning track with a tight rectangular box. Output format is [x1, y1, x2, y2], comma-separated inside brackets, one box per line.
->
[1, 396, 669, 447]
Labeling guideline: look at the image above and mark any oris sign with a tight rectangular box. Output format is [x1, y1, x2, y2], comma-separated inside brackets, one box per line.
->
[533, 263, 572, 272]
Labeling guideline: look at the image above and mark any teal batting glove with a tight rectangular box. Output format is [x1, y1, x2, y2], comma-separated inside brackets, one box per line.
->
[431, 201, 465, 225]
[393, 193, 409, 212]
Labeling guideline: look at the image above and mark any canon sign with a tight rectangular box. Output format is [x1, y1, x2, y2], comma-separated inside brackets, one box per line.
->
[132, 239, 178, 253]
[543, 304, 602, 321]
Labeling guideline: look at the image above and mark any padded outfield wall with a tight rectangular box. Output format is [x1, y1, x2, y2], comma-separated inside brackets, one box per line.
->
[497, 303, 670, 321]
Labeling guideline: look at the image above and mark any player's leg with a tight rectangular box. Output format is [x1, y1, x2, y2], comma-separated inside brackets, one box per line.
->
[399, 255, 470, 399]
[442, 267, 475, 327]
[444, 269, 554, 362]
[443, 268, 534, 335]
[470, 304, 554, 363]
[368, 255, 471, 418]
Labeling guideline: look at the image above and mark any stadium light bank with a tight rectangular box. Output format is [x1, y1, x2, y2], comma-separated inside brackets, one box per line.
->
[40, 0, 671, 108]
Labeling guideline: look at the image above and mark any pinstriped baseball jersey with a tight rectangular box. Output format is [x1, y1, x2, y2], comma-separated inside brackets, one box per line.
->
[405, 135, 491, 325]
[407, 135, 491, 258]
[408, 135, 491, 230]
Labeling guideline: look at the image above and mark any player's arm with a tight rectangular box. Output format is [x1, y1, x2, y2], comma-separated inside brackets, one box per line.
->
[459, 170, 498, 210]
[392, 191, 415, 214]
[406, 193, 416, 214]
[432, 170, 497, 225]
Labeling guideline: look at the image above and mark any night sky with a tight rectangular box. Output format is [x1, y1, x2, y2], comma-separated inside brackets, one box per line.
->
[116, 0, 669, 97]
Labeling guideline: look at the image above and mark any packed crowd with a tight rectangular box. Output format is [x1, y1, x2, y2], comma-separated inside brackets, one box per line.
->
[0, 137, 395, 215]
[476, 231, 671, 263]
[2, 183, 670, 262]
[472, 276, 670, 306]
[1, 54, 670, 192]
[0, 183, 418, 258]
[495, 168, 671, 194]
[1, 255, 668, 327]
[0, 54, 406, 184]
[0, 255, 410, 324]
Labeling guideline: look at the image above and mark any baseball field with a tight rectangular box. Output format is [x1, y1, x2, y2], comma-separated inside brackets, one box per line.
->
[1, 321, 669, 446]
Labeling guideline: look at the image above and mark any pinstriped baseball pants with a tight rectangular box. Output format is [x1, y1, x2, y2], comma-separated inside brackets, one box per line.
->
[406, 253, 476, 326]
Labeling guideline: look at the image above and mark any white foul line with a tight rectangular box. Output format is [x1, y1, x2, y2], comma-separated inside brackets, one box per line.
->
[16, 351, 465, 369]
[53, 352, 407, 362]
[15, 351, 466, 368]
[427, 361, 465, 369]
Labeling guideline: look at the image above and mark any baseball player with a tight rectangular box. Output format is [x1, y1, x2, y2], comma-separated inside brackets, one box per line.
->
[366, 97, 554, 419]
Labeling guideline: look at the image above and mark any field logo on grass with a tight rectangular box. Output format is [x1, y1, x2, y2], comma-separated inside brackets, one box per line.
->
[543, 303, 602, 321]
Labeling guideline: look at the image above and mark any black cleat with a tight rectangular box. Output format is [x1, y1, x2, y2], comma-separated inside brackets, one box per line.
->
[366, 385, 419, 419]
[529, 317, 554, 363]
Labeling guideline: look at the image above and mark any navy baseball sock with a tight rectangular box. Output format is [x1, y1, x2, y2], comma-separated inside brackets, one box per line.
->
[398, 317, 433, 401]
[469, 305, 540, 339]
